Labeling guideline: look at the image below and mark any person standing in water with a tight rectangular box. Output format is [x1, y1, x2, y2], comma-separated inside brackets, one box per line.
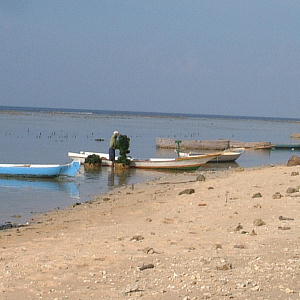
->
[109, 130, 120, 165]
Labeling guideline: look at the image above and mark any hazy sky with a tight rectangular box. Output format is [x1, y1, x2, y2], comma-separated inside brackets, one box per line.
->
[1, 1, 300, 118]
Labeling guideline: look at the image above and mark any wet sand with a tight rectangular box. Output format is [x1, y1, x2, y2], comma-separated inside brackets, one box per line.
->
[0, 164, 300, 299]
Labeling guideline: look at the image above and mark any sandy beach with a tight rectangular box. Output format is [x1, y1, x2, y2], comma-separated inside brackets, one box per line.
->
[1, 164, 300, 300]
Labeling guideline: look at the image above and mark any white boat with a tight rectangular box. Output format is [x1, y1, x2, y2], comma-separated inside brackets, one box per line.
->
[178, 148, 244, 162]
[68, 151, 221, 170]
[0, 161, 80, 178]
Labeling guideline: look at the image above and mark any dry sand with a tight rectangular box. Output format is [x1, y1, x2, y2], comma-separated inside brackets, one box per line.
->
[1, 164, 300, 300]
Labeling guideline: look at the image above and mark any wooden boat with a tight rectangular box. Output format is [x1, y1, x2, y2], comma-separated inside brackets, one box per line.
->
[178, 148, 244, 162]
[156, 138, 230, 150]
[0, 161, 80, 178]
[68, 151, 221, 170]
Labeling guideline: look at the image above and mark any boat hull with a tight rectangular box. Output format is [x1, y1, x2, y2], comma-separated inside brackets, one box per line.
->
[0, 161, 80, 178]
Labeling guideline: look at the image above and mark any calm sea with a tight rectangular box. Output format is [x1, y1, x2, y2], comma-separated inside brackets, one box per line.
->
[1, 106, 300, 225]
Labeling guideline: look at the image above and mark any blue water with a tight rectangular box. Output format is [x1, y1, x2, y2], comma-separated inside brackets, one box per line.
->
[1, 106, 300, 225]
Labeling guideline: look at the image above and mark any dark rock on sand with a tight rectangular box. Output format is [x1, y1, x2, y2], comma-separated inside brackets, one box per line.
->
[286, 187, 298, 194]
[196, 174, 206, 181]
[278, 226, 291, 230]
[252, 192, 262, 198]
[234, 244, 246, 249]
[179, 188, 195, 195]
[279, 216, 294, 221]
[216, 263, 232, 271]
[130, 235, 144, 241]
[138, 263, 155, 271]
[272, 192, 283, 199]
[234, 223, 243, 232]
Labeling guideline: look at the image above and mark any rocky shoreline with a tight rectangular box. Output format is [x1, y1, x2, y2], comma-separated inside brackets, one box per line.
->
[0, 165, 300, 299]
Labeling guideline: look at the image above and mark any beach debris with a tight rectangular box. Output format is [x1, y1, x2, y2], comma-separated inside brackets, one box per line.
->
[291, 171, 299, 176]
[102, 197, 111, 201]
[179, 188, 195, 195]
[208, 186, 214, 189]
[253, 219, 266, 226]
[272, 192, 283, 199]
[287, 155, 300, 166]
[145, 218, 152, 222]
[216, 263, 232, 271]
[250, 229, 257, 235]
[286, 187, 298, 194]
[130, 235, 144, 241]
[198, 203, 207, 206]
[279, 216, 294, 221]
[234, 223, 243, 232]
[72, 202, 81, 207]
[234, 244, 246, 249]
[138, 263, 155, 271]
[252, 192, 262, 198]
[278, 226, 291, 230]
[196, 174, 206, 181]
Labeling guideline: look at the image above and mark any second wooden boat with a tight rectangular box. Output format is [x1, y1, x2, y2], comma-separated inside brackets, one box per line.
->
[178, 148, 244, 162]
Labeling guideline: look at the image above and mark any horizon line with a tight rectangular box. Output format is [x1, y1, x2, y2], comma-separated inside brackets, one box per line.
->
[1, 105, 300, 122]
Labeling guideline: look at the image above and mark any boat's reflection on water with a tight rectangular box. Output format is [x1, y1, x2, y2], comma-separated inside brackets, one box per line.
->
[0, 177, 80, 198]
[84, 167, 134, 187]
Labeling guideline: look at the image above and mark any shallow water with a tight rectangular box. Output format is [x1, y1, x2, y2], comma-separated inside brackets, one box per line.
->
[0, 110, 300, 224]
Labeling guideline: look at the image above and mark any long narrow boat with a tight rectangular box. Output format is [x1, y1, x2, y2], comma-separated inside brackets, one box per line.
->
[68, 151, 221, 170]
[0, 161, 80, 178]
[178, 148, 244, 162]
[272, 144, 300, 150]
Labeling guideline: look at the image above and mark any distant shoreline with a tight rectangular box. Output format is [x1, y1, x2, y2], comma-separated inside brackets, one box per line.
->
[1, 105, 300, 123]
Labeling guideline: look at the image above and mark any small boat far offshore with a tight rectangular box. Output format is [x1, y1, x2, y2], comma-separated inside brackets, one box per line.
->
[0, 161, 80, 178]
[68, 151, 222, 170]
